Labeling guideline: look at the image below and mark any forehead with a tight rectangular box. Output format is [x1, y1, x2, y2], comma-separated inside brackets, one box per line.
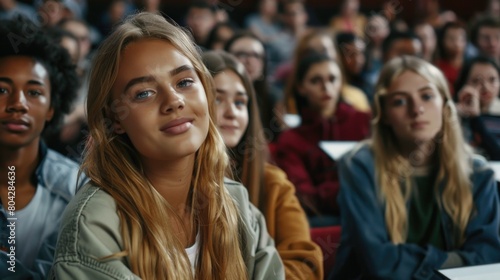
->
[470, 63, 498, 75]
[388, 70, 432, 92]
[231, 37, 263, 52]
[215, 71, 246, 91]
[0, 56, 49, 81]
[63, 21, 89, 34]
[306, 61, 340, 75]
[120, 39, 192, 69]
[112, 39, 196, 94]
[479, 26, 500, 34]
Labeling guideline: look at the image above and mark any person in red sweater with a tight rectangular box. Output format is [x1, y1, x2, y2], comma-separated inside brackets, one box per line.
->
[436, 22, 467, 96]
[275, 52, 370, 226]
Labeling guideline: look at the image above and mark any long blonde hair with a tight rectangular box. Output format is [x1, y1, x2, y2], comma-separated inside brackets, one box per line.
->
[81, 12, 247, 279]
[371, 55, 474, 246]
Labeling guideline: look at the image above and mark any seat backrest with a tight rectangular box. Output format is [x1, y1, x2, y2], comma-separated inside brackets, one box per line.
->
[310, 226, 342, 280]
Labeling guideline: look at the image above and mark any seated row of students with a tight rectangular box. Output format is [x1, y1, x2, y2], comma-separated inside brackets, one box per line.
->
[0, 14, 321, 280]
[2, 12, 500, 280]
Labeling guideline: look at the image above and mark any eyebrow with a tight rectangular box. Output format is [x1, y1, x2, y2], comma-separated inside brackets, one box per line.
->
[123, 65, 195, 93]
[0, 77, 45, 86]
[388, 85, 434, 96]
[216, 88, 248, 97]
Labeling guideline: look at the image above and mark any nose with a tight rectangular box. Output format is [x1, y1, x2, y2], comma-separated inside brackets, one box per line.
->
[161, 89, 185, 114]
[222, 102, 237, 119]
[6, 90, 28, 113]
[411, 101, 424, 116]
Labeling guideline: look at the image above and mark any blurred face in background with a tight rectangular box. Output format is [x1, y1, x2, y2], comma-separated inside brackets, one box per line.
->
[214, 70, 249, 148]
[342, 0, 360, 16]
[210, 25, 234, 50]
[307, 34, 337, 60]
[443, 27, 466, 58]
[366, 15, 390, 46]
[385, 38, 423, 62]
[298, 61, 342, 117]
[467, 63, 500, 112]
[339, 38, 366, 76]
[477, 26, 500, 60]
[60, 36, 80, 65]
[61, 20, 91, 62]
[259, 0, 277, 17]
[282, 2, 308, 31]
[229, 37, 265, 82]
[414, 23, 437, 62]
[38, 0, 65, 27]
[186, 7, 216, 45]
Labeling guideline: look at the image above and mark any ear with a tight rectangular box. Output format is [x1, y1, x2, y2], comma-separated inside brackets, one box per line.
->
[46, 107, 54, 122]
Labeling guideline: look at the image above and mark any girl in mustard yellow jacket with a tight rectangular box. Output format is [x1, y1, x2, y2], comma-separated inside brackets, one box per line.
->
[202, 50, 323, 280]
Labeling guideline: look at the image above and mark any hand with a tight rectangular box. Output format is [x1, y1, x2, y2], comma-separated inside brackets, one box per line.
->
[456, 85, 481, 117]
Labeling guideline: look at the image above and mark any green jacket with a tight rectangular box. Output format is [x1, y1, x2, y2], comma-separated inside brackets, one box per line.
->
[49, 179, 285, 279]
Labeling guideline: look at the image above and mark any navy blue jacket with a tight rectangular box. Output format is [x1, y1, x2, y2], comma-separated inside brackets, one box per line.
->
[330, 144, 500, 280]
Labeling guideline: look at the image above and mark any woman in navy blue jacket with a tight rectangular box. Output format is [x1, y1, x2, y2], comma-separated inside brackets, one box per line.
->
[331, 55, 500, 279]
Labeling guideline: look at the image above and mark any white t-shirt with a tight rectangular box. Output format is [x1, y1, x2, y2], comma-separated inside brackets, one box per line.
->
[185, 232, 200, 275]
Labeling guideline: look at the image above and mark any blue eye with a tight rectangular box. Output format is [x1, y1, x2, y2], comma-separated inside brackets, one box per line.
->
[392, 98, 406, 106]
[178, 79, 194, 88]
[422, 92, 434, 101]
[135, 90, 153, 100]
[235, 100, 247, 107]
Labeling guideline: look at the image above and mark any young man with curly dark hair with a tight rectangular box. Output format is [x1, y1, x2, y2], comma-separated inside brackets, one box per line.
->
[0, 17, 87, 279]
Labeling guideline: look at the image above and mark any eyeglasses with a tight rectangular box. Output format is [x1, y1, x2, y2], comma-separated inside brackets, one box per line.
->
[232, 51, 264, 60]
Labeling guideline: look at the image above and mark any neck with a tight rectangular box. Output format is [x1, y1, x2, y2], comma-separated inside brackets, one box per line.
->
[398, 140, 435, 167]
[0, 141, 40, 189]
[142, 155, 195, 214]
[448, 55, 463, 67]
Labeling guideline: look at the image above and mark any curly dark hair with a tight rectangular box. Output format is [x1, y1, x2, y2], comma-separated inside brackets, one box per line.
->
[0, 17, 79, 134]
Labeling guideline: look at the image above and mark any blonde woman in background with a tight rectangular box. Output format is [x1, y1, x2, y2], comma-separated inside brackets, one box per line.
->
[331, 56, 500, 279]
[49, 12, 284, 280]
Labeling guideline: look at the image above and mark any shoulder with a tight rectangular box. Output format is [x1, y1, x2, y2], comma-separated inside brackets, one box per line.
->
[264, 164, 289, 184]
[224, 177, 250, 202]
[338, 142, 376, 180]
[59, 182, 118, 232]
[39, 149, 88, 202]
[56, 183, 121, 257]
[469, 154, 496, 190]
[263, 163, 295, 196]
[340, 142, 374, 166]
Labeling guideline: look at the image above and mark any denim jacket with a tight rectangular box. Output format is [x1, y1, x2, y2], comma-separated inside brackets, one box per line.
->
[330, 143, 500, 280]
[0, 143, 88, 280]
[49, 179, 285, 279]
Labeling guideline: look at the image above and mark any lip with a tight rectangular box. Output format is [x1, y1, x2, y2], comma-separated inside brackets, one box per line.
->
[321, 95, 333, 101]
[160, 117, 194, 135]
[411, 121, 428, 129]
[1, 118, 31, 132]
[219, 125, 239, 131]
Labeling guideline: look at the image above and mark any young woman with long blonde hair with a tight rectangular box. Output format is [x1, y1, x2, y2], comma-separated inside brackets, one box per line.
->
[331, 55, 500, 279]
[49, 12, 284, 280]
